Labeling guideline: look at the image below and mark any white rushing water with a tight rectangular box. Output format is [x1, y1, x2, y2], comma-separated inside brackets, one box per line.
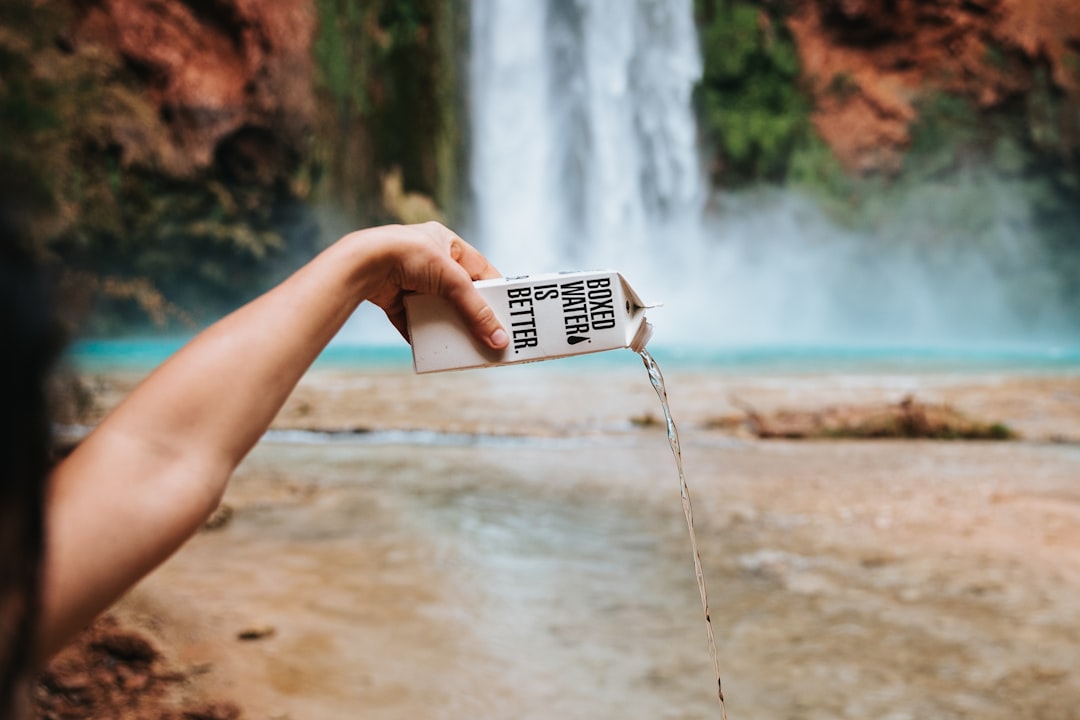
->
[469, 0, 703, 277]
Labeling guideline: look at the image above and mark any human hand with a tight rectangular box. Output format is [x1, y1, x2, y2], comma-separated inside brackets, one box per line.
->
[346, 222, 509, 349]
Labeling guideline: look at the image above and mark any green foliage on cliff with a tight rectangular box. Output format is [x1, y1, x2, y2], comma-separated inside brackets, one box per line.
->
[315, 0, 371, 117]
[693, 0, 811, 185]
[0, 2, 67, 233]
[311, 0, 465, 224]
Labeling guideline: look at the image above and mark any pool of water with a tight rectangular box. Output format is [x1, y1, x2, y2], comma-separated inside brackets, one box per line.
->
[68, 336, 1080, 375]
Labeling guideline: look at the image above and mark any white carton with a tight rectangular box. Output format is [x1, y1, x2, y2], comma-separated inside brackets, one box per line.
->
[405, 270, 654, 373]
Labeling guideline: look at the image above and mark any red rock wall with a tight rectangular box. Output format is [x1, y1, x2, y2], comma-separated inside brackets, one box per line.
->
[61, 0, 1080, 185]
[69, 0, 315, 180]
[787, 0, 1080, 174]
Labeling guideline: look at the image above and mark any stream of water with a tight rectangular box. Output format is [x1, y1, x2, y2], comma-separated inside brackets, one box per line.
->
[641, 348, 728, 718]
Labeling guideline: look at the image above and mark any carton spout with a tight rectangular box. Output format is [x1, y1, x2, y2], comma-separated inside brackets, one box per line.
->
[629, 319, 653, 353]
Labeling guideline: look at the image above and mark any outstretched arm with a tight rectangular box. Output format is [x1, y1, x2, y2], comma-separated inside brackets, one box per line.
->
[38, 223, 507, 660]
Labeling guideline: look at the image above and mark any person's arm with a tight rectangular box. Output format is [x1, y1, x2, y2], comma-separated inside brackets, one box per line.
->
[38, 222, 507, 660]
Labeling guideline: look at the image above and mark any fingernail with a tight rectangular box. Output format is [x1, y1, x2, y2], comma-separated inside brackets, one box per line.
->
[489, 328, 508, 348]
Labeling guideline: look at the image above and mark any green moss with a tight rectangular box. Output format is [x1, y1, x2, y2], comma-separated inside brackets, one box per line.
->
[310, 0, 464, 224]
[693, 0, 812, 185]
[984, 41, 1012, 73]
[314, 0, 371, 115]
[0, 2, 69, 235]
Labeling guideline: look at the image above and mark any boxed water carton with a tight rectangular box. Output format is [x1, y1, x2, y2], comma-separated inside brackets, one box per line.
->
[405, 270, 654, 373]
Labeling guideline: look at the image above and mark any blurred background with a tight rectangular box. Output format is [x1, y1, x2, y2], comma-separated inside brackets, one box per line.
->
[3, 0, 1078, 353]
[9, 4, 1080, 719]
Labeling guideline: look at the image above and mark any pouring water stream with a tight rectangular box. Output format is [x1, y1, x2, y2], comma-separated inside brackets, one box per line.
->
[640, 348, 728, 719]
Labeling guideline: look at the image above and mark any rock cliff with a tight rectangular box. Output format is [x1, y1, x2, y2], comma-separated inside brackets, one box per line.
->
[788, 0, 1080, 174]
[68, 0, 315, 182]
[62, 0, 1080, 185]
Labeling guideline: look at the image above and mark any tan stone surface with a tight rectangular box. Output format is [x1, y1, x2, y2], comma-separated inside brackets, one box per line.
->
[57, 364, 1080, 718]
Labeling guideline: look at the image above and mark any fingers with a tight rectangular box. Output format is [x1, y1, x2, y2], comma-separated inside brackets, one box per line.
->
[444, 279, 508, 350]
[414, 223, 508, 350]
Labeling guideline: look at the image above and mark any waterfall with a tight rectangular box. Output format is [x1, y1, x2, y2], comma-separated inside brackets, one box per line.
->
[468, 0, 703, 279]
[335, 0, 706, 349]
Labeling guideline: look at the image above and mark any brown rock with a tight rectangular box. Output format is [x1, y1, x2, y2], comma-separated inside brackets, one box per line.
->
[67, 0, 316, 180]
[175, 702, 243, 720]
[730, 394, 1015, 440]
[34, 613, 242, 720]
[235, 624, 276, 641]
[203, 502, 234, 531]
[787, 0, 1080, 174]
[91, 630, 159, 663]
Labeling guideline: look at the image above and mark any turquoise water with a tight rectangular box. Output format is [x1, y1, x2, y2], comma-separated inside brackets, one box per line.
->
[68, 336, 1080, 374]
[69, 338, 413, 371]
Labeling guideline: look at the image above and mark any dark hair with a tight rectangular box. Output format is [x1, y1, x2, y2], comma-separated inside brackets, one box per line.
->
[0, 196, 64, 715]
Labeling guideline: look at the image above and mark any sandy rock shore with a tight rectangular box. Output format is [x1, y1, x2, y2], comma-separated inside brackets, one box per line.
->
[40, 364, 1080, 719]
[71, 364, 1080, 442]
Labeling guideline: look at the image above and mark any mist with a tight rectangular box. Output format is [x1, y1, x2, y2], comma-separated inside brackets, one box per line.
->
[640, 178, 1074, 351]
